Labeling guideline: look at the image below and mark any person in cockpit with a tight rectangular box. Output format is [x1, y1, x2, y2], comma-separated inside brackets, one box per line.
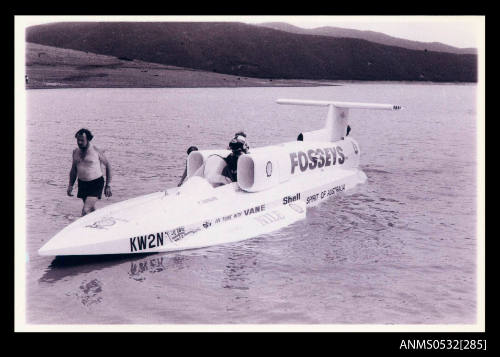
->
[232, 131, 250, 153]
[222, 133, 249, 182]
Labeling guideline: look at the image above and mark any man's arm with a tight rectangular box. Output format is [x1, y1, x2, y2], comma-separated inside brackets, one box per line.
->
[97, 148, 113, 197]
[67, 151, 78, 196]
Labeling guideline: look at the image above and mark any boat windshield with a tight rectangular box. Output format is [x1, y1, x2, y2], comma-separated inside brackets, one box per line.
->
[191, 154, 232, 187]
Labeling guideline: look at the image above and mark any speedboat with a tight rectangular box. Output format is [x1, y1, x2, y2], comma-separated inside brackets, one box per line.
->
[38, 98, 401, 256]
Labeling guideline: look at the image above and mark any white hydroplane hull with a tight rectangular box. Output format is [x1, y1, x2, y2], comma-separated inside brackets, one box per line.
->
[39, 99, 400, 256]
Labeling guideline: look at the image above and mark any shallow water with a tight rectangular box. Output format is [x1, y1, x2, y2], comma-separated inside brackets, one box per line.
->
[24, 83, 477, 325]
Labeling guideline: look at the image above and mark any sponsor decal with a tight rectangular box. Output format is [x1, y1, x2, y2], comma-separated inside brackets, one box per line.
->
[254, 211, 286, 226]
[166, 227, 186, 242]
[184, 227, 201, 237]
[199, 204, 267, 231]
[266, 161, 273, 177]
[337, 146, 345, 164]
[128, 203, 269, 252]
[289, 203, 304, 214]
[130, 232, 164, 252]
[86, 216, 127, 230]
[352, 142, 359, 155]
[326, 184, 346, 197]
[129, 226, 186, 252]
[306, 193, 320, 205]
[305, 184, 346, 205]
[290, 146, 346, 174]
[283, 192, 301, 205]
[244, 204, 265, 216]
[197, 196, 218, 205]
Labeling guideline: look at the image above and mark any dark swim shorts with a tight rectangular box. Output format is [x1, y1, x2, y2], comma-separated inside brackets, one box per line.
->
[77, 176, 105, 200]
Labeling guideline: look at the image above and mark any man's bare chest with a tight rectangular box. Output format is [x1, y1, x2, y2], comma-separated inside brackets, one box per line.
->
[76, 149, 99, 165]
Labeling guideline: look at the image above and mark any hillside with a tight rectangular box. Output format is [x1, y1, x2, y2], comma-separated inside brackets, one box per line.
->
[25, 42, 335, 89]
[257, 22, 477, 55]
[26, 22, 477, 83]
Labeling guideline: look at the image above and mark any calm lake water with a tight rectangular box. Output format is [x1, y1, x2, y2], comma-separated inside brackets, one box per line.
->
[23, 83, 478, 326]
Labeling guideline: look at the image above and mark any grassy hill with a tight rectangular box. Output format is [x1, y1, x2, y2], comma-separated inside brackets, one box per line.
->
[26, 22, 477, 83]
[26, 42, 337, 89]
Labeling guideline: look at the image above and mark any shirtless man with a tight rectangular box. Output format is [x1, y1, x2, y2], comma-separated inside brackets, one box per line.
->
[67, 128, 112, 216]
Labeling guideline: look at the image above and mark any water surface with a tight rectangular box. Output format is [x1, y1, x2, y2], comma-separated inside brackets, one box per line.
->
[25, 83, 477, 325]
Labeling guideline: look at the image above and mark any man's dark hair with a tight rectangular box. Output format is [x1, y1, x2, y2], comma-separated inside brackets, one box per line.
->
[75, 128, 94, 141]
[229, 140, 244, 152]
[187, 146, 198, 155]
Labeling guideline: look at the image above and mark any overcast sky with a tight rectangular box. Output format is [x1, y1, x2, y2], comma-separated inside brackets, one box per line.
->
[242, 16, 483, 49]
[18, 15, 484, 49]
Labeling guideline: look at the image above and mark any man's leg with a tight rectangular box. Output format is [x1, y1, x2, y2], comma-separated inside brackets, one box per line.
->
[82, 196, 99, 216]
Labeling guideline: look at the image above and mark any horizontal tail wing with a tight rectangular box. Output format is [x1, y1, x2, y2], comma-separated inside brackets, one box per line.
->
[276, 98, 402, 142]
[276, 99, 402, 111]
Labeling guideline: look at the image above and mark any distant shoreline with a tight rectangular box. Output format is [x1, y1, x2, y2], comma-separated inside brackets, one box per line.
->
[25, 43, 476, 90]
[24, 80, 476, 90]
[25, 83, 343, 90]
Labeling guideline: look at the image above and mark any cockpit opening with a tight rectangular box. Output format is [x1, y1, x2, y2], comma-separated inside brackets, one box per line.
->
[189, 154, 232, 187]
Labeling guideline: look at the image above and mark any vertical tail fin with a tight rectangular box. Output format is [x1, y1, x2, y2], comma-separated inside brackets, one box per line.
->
[276, 99, 402, 142]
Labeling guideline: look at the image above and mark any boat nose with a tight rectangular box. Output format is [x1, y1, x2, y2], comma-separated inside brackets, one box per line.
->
[38, 242, 51, 256]
[38, 238, 59, 256]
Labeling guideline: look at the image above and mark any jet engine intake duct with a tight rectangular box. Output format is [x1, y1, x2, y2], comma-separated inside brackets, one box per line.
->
[237, 146, 291, 192]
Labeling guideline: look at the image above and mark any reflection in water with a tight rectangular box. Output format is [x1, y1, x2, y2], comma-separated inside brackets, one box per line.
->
[223, 247, 257, 290]
[128, 253, 189, 281]
[219, 245, 262, 319]
[27, 85, 477, 324]
[39, 253, 157, 283]
[129, 256, 167, 281]
[74, 278, 104, 306]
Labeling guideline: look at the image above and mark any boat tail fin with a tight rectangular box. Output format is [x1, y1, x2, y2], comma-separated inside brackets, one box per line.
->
[276, 99, 402, 142]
